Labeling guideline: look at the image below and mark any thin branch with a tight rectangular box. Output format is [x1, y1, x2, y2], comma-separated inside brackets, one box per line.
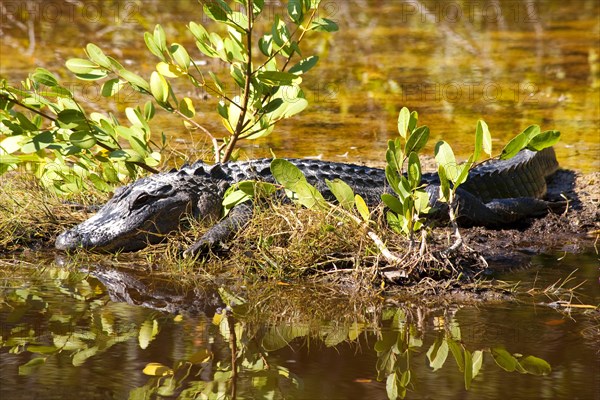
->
[222, 0, 254, 163]
[441, 200, 463, 255]
[172, 109, 220, 160]
[1, 94, 56, 122]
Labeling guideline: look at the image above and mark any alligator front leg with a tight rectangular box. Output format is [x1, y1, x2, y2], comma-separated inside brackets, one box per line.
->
[184, 203, 254, 258]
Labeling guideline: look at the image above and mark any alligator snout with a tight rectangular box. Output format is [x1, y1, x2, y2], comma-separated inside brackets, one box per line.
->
[55, 229, 87, 250]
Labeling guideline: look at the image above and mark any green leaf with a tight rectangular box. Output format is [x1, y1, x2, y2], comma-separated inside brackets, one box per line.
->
[288, 0, 304, 23]
[144, 101, 155, 120]
[385, 138, 403, 173]
[289, 56, 319, 75]
[101, 78, 124, 97]
[15, 111, 39, 131]
[407, 151, 421, 189]
[125, 107, 150, 132]
[153, 25, 167, 52]
[355, 194, 370, 221]
[223, 37, 245, 62]
[272, 98, 308, 119]
[203, 0, 231, 22]
[65, 58, 100, 74]
[408, 110, 418, 133]
[0, 135, 26, 154]
[70, 131, 97, 149]
[270, 159, 326, 209]
[325, 178, 355, 210]
[448, 339, 464, 372]
[179, 97, 195, 118]
[438, 165, 450, 202]
[474, 119, 492, 161]
[397, 107, 410, 139]
[89, 173, 112, 192]
[397, 176, 412, 201]
[118, 70, 150, 92]
[386, 211, 405, 234]
[258, 34, 273, 57]
[138, 319, 159, 350]
[31, 68, 58, 87]
[472, 350, 483, 379]
[143, 362, 173, 377]
[527, 130, 560, 151]
[500, 125, 540, 160]
[156, 61, 183, 78]
[464, 348, 473, 390]
[405, 125, 429, 154]
[381, 193, 404, 214]
[85, 43, 111, 69]
[386, 372, 399, 400]
[27, 345, 58, 354]
[491, 347, 518, 372]
[56, 109, 88, 130]
[257, 71, 302, 86]
[434, 141, 459, 183]
[414, 189, 431, 214]
[18, 357, 46, 376]
[72, 346, 99, 366]
[426, 337, 449, 371]
[519, 355, 551, 375]
[170, 43, 190, 71]
[261, 98, 284, 114]
[150, 71, 169, 103]
[222, 189, 252, 212]
[188, 21, 209, 42]
[309, 17, 339, 32]
[0, 154, 22, 164]
[454, 155, 474, 187]
[385, 165, 400, 194]
[144, 32, 165, 60]
[109, 149, 143, 162]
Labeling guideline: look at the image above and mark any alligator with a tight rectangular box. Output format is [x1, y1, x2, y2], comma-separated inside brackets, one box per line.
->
[55, 147, 560, 255]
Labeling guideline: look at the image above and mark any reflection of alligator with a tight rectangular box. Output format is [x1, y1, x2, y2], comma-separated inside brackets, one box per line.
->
[86, 266, 223, 315]
[55, 148, 560, 255]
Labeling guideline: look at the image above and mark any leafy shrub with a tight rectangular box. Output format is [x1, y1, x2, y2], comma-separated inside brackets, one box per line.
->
[0, 0, 338, 194]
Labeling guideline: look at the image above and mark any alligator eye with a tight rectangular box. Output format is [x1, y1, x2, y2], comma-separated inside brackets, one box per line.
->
[131, 193, 152, 210]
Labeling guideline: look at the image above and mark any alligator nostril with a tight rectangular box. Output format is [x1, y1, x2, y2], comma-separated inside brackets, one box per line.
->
[55, 230, 82, 250]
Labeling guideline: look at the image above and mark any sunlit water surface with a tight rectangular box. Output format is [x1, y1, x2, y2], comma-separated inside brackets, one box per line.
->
[0, 251, 598, 399]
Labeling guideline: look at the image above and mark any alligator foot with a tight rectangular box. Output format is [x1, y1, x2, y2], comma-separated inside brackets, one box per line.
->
[183, 203, 254, 258]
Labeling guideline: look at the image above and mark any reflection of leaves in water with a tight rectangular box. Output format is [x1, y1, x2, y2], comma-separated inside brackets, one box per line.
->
[1, 268, 554, 399]
[0, 267, 139, 375]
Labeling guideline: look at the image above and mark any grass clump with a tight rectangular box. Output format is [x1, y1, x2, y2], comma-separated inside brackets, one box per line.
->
[154, 201, 490, 286]
[0, 172, 107, 253]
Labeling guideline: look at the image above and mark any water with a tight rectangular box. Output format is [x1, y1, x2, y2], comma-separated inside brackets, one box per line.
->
[1, 1, 599, 399]
[0, 250, 598, 399]
[0, 0, 598, 170]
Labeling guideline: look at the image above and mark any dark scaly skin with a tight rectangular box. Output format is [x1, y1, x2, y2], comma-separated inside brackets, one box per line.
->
[55, 147, 559, 254]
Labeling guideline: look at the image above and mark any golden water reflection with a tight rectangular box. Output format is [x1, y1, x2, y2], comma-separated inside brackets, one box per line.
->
[1, 0, 598, 171]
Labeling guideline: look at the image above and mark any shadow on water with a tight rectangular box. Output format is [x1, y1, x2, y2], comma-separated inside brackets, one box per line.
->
[1, 249, 598, 400]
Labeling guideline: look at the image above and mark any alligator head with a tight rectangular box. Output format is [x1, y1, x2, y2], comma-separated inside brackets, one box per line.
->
[55, 164, 227, 252]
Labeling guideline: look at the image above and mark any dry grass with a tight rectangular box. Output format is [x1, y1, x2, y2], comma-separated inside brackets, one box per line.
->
[0, 172, 111, 253]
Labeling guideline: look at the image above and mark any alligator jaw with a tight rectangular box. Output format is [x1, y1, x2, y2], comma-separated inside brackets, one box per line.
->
[55, 226, 152, 252]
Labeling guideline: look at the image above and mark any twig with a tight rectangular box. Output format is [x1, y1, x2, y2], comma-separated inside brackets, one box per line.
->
[172, 109, 219, 160]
